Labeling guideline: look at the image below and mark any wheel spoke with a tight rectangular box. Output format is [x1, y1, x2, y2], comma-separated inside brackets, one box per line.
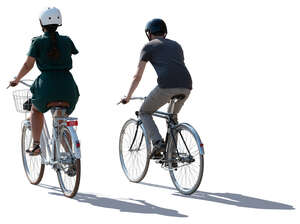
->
[22, 127, 44, 184]
[57, 127, 80, 197]
[169, 125, 203, 194]
[120, 120, 149, 182]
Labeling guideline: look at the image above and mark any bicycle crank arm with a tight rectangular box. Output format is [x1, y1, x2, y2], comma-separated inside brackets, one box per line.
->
[179, 155, 195, 163]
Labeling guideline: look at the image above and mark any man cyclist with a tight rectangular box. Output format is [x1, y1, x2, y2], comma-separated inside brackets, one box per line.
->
[122, 18, 192, 159]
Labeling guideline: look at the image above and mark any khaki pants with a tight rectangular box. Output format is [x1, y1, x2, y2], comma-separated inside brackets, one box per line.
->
[140, 86, 191, 144]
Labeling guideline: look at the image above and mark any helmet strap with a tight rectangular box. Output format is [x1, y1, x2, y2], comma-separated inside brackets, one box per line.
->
[145, 31, 151, 41]
[39, 20, 46, 32]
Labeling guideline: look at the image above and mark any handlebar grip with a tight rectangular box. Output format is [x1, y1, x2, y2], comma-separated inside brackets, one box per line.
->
[121, 99, 128, 104]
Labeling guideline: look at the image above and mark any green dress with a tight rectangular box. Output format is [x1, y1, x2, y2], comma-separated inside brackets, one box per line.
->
[28, 31, 79, 115]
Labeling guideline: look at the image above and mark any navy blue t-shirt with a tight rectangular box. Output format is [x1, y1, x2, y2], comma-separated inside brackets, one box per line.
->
[140, 38, 192, 89]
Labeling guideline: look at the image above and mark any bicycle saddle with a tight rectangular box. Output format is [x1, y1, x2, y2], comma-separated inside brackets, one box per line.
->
[47, 101, 70, 108]
[171, 94, 185, 100]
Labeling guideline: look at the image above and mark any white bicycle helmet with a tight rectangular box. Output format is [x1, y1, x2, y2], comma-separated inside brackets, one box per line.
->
[39, 7, 62, 26]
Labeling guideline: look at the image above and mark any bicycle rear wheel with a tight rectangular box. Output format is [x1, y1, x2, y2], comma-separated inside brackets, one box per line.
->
[119, 119, 150, 183]
[168, 123, 204, 195]
[21, 123, 45, 185]
[56, 126, 80, 198]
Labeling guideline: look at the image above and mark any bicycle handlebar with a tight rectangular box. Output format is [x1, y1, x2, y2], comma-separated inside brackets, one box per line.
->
[18, 80, 32, 87]
[130, 97, 146, 101]
[117, 96, 146, 105]
[7, 77, 33, 89]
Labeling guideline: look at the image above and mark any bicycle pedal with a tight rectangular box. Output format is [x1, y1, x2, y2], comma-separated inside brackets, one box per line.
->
[159, 160, 166, 164]
[66, 167, 77, 177]
[155, 159, 164, 164]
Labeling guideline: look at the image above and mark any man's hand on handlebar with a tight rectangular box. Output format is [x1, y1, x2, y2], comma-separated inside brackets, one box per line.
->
[117, 96, 145, 105]
[120, 96, 130, 104]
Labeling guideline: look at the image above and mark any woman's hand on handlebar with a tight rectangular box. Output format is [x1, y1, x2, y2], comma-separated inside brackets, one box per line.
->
[7, 78, 20, 88]
[8, 56, 35, 89]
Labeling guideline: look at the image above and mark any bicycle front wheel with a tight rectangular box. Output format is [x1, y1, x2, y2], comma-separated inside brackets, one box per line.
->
[21, 123, 45, 185]
[56, 126, 81, 198]
[168, 123, 204, 195]
[119, 119, 150, 183]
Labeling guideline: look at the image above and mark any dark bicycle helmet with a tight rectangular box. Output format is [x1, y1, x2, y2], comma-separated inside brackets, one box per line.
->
[145, 18, 167, 40]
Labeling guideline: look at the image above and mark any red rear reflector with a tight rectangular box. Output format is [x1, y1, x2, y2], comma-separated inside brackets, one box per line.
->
[76, 141, 80, 148]
[66, 120, 78, 126]
[200, 144, 204, 147]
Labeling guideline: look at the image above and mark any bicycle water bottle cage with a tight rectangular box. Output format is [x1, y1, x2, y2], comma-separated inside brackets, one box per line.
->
[23, 98, 32, 111]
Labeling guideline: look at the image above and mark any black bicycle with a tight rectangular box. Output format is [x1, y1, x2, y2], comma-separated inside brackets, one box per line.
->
[119, 95, 204, 195]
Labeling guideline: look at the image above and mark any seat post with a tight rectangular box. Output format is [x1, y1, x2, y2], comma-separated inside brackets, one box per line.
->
[51, 107, 67, 118]
[167, 99, 177, 114]
[168, 94, 186, 114]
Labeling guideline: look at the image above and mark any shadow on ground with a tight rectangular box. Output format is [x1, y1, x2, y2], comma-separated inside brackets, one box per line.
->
[38, 184, 187, 217]
[139, 182, 295, 210]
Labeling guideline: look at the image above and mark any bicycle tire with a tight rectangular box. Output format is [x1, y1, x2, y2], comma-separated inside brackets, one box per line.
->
[56, 126, 80, 198]
[21, 124, 45, 185]
[168, 123, 204, 195]
[119, 119, 150, 183]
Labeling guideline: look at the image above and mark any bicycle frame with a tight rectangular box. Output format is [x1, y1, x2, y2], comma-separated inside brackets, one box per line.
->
[17, 77, 81, 167]
[128, 120, 144, 152]
[156, 98, 204, 156]
[152, 111, 190, 157]
[133, 98, 204, 158]
[22, 112, 81, 167]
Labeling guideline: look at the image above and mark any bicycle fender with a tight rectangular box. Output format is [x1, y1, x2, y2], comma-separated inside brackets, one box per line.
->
[67, 126, 81, 159]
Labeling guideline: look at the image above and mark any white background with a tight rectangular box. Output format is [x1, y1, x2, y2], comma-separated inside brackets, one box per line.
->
[0, 0, 299, 223]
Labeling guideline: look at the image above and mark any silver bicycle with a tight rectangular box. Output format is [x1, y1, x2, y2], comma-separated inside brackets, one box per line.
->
[119, 96, 204, 195]
[12, 79, 81, 198]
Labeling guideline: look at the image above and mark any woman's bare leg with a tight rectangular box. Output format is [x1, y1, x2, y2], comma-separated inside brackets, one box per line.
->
[30, 105, 44, 144]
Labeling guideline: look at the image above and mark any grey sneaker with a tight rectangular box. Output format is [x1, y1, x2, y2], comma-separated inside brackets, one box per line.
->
[150, 140, 166, 159]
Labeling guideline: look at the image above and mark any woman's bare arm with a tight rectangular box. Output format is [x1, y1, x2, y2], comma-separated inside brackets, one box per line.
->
[9, 56, 35, 87]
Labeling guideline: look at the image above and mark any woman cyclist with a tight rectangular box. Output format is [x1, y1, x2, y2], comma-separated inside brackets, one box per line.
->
[9, 7, 80, 156]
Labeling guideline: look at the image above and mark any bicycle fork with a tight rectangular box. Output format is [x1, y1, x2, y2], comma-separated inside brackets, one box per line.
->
[129, 120, 144, 152]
